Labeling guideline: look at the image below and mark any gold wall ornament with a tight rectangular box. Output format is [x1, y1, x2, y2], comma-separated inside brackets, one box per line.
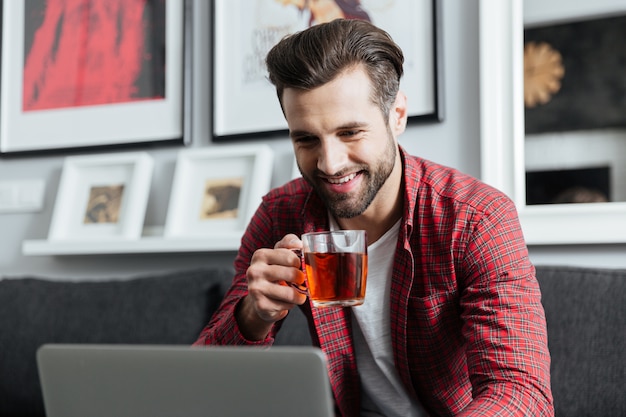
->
[523, 41, 565, 108]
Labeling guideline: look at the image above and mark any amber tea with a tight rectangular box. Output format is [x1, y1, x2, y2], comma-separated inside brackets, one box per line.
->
[304, 252, 367, 307]
[301, 230, 368, 307]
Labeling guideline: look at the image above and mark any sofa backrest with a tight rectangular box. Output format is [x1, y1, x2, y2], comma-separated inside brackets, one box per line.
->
[535, 265, 626, 417]
[3, 264, 622, 417]
[0, 268, 233, 417]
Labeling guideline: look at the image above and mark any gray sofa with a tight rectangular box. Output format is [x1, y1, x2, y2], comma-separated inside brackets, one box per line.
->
[0, 265, 624, 417]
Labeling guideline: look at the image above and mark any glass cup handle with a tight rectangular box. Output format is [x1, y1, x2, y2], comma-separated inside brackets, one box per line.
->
[289, 249, 308, 295]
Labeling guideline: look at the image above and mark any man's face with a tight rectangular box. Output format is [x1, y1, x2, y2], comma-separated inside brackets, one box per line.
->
[282, 66, 400, 219]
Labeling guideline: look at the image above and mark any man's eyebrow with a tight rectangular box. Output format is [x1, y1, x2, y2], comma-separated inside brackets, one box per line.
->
[337, 121, 369, 130]
[289, 122, 369, 139]
[289, 130, 314, 139]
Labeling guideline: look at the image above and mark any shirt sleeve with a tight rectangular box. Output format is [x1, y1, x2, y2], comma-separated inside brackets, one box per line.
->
[457, 195, 554, 416]
[192, 200, 277, 347]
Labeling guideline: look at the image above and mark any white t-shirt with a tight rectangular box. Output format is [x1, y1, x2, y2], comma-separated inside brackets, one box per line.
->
[340, 218, 427, 416]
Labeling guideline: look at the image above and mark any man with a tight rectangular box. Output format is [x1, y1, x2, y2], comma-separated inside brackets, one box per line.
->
[195, 19, 553, 416]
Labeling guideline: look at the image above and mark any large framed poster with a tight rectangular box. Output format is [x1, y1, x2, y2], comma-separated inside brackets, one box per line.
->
[213, 0, 443, 140]
[0, 0, 191, 154]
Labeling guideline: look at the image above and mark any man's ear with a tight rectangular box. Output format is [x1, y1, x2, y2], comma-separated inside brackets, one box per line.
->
[389, 91, 408, 136]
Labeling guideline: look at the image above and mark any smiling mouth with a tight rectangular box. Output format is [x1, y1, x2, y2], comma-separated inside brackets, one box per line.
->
[326, 172, 358, 185]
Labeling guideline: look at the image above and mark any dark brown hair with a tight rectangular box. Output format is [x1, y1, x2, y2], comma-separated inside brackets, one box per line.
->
[265, 19, 404, 118]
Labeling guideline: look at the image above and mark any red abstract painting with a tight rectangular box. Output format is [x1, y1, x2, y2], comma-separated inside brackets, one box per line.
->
[22, 0, 166, 112]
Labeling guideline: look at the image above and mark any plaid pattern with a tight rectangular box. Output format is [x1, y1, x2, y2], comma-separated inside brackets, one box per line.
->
[195, 148, 554, 417]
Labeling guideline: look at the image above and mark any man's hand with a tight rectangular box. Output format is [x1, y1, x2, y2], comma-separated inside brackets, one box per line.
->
[236, 234, 307, 341]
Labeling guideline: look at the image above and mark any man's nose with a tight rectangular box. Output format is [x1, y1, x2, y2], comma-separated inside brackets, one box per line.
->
[317, 138, 348, 175]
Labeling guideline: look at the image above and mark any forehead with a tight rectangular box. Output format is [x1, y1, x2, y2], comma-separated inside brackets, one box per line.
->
[281, 67, 380, 127]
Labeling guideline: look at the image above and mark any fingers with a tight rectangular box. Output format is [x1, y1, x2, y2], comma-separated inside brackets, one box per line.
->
[244, 237, 307, 324]
[247, 261, 306, 301]
[247, 278, 305, 322]
[274, 233, 303, 251]
[246, 265, 307, 323]
[249, 246, 304, 281]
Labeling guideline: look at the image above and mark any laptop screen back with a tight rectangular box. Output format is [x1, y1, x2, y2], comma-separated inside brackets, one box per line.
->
[37, 344, 334, 417]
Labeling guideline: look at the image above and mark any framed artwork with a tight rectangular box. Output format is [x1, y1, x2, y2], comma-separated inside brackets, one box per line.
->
[524, 13, 626, 134]
[48, 152, 154, 241]
[212, 0, 443, 140]
[163, 144, 274, 238]
[0, 0, 191, 154]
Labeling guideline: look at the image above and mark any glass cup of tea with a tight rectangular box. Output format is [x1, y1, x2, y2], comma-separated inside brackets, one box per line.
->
[301, 230, 368, 307]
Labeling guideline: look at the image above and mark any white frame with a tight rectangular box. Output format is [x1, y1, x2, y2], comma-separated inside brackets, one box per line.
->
[479, 0, 626, 244]
[213, 0, 441, 139]
[164, 144, 274, 239]
[48, 152, 154, 241]
[0, 0, 187, 153]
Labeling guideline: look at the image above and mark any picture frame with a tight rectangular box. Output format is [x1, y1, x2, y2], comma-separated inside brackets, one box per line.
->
[163, 144, 274, 238]
[212, 0, 443, 140]
[523, 13, 626, 134]
[0, 0, 191, 154]
[479, 0, 626, 244]
[48, 152, 154, 241]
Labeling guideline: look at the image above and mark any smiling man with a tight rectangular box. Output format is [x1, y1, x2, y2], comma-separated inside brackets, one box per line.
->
[195, 19, 553, 417]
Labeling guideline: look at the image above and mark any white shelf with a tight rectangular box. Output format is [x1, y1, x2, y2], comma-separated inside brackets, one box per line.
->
[22, 227, 242, 256]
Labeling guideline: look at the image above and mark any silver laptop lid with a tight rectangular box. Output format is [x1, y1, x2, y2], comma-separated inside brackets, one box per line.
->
[37, 344, 334, 417]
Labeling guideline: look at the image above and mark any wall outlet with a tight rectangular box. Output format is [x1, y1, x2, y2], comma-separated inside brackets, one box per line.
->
[0, 179, 46, 213]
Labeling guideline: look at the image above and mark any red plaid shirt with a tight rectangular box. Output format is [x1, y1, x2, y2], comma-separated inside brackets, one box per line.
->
[194, 148, 554, 417]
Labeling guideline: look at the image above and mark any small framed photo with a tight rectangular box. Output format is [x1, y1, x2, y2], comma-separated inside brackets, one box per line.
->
[164, 144, 274, 238]
[48, 152, 154, 241]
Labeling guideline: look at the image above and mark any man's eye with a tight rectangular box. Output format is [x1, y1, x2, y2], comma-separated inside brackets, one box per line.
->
[293, 136, 317, 145]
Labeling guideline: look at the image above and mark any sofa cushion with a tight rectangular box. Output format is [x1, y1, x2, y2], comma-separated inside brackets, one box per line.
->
[535, 265, 626, 417]
[0, 267, 233, 417]
[275, 305, 313, 347]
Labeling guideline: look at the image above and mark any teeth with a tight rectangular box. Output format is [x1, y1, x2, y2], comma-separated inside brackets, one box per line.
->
[328, 173, 356, 184]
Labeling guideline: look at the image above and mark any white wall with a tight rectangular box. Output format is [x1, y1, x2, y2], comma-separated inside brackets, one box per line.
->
[0, 0, 624, 279]
[524, 0, 626, 26]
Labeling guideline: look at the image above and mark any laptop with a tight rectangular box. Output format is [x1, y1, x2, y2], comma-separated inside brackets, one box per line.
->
[36, 344, 335, 417]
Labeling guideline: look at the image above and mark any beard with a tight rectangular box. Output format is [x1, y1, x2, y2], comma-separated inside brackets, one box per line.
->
[301, 131, 397, 219]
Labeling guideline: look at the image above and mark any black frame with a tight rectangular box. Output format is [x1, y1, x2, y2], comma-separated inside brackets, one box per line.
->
[211, 0, 444, 142]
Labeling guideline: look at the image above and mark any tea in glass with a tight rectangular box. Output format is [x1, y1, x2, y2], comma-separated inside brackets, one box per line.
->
[301, 230, 367, 307]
